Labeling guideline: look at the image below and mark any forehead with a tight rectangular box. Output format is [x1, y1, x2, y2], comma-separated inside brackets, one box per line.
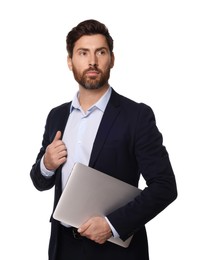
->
[74, 34, 109, 51]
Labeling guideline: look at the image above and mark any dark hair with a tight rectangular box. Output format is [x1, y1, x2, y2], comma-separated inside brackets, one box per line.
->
[66, 19, 114, 58]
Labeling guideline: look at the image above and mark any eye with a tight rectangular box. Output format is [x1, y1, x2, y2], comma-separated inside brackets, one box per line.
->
[97, 49, 106, 56]
[78, 50, 87, 56]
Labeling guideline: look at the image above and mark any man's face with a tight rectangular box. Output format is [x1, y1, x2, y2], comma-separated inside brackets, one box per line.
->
[68, 34, 114, 90]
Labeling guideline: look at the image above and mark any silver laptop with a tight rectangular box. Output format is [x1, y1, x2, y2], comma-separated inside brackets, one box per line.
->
[53, 163, 142, 248]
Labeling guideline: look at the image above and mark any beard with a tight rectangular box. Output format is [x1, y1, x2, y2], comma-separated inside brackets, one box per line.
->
[72, 65, 111, 90]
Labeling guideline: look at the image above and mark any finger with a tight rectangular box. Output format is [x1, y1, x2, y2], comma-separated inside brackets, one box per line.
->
[78, 221, 90, 234]
[53, 131, 62, 142]
[59, 148, 68, 156]
[56, 143, 67, 153]
[58, 149, 68, 160]
[58, 156, 67, 165]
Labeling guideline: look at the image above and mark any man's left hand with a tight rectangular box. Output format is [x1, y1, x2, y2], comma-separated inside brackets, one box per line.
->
[78, 216, 112, 244]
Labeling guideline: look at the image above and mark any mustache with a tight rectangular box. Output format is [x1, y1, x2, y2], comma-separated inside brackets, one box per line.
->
[84, 66, 102, 74]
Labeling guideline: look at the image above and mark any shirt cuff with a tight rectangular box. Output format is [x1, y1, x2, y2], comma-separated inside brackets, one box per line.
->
[105, 217, 120, 238]
[40, 156, 55, 178]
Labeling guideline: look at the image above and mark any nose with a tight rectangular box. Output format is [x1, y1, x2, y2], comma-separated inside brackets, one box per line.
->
[89, 53, 98, 67]
[89, 63, 97, 67]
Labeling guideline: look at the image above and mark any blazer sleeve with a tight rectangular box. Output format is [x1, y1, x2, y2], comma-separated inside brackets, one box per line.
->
[30, 102, 70, 191]
[107, 104, 177, 240]
[30, 109, 57, 191]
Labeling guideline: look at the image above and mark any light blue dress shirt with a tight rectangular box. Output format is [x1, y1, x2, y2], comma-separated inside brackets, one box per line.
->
[61, 87, 112, 190]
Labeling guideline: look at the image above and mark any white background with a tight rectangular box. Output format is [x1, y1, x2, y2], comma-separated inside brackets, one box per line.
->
[0, 0, 202, 259]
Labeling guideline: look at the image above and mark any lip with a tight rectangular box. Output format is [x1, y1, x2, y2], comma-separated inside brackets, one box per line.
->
[86, 71, 99, 77]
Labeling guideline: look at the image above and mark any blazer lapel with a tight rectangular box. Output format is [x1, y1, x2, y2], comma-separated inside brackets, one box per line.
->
[54, 102, 71, 194]
[89, 89, 121, 167]
[59, 102, 71, 137]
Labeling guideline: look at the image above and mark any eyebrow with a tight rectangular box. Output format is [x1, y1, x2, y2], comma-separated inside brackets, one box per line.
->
[76, 47, 109, 53]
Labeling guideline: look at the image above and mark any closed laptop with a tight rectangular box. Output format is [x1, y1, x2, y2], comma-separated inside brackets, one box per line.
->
[53, 163, 141, 247]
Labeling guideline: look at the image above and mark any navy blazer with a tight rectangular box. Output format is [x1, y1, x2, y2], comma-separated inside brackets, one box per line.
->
[30, 88, 177, 259]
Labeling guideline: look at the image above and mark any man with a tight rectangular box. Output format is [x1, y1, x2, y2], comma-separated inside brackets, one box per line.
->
[30, 19, 177, 260]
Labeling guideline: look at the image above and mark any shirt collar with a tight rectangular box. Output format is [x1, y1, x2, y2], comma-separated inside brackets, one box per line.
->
[70, 86, 112, 113]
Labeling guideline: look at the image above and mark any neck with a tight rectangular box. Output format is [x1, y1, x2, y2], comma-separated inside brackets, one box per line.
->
[78, 85, 109, 112]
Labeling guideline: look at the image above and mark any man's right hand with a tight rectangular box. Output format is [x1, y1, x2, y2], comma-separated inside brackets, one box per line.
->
[44, 131, 67, 171]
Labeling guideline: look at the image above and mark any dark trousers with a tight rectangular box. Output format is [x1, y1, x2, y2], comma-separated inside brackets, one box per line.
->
[56, 224, 149, 260]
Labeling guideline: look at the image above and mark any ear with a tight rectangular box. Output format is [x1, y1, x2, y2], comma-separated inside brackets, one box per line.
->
[110, 52, 115, 68]
[67, 56, 73, 71]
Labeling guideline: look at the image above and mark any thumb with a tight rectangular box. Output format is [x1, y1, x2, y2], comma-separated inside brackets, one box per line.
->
[78, 220, 91, 233]
[53, 131, 62, 142]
